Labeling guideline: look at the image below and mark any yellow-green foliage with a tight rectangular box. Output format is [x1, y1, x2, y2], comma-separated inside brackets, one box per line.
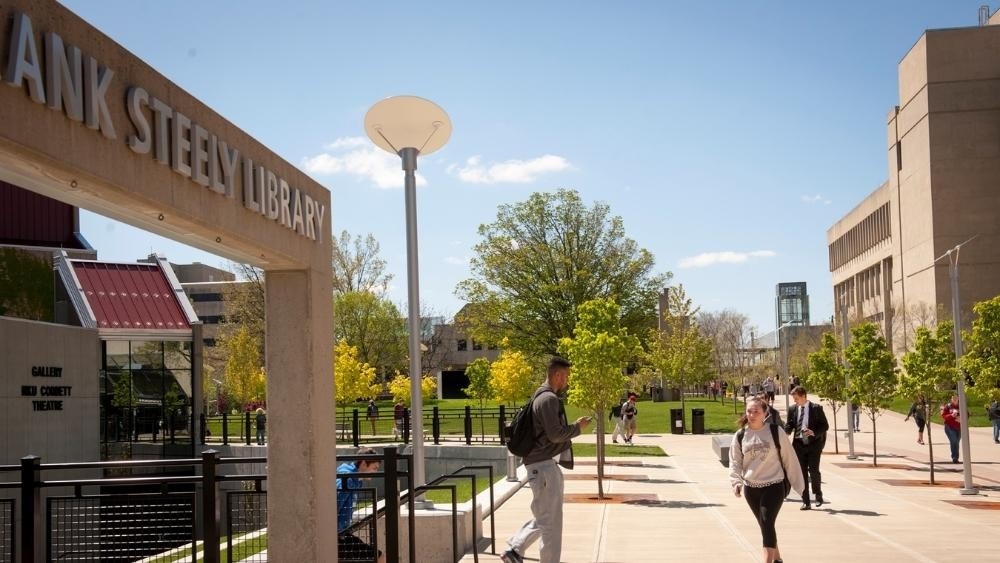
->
[387, 373, 437, 405]
[489, 349, 538, 405]
[225, 326, 266, 408]
[334, 340, 378, 406]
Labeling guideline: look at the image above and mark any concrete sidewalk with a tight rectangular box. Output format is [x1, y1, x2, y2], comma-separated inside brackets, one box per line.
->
[461, 406, 999, 562]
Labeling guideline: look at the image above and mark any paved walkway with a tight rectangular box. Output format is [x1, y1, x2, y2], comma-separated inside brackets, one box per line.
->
[462, 406, 999, 562]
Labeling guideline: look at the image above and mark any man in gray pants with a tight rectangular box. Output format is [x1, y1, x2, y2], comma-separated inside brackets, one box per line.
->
[502, 357, 591, 563]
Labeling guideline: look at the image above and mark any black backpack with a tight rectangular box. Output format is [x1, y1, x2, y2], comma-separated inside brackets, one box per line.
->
[505, 390, 553, 457]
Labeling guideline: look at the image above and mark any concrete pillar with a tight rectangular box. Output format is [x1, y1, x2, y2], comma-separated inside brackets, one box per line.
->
[265, 269, 336, 560]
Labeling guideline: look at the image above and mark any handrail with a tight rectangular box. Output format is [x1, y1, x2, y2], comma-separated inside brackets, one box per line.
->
[402, 484, 458, 563]
[450, 464, 496, 555]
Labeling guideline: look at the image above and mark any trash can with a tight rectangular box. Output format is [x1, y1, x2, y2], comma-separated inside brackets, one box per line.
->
[670, 408, 685, 434]
[691, 408, 705, 434]
[669, 387, 681, 401]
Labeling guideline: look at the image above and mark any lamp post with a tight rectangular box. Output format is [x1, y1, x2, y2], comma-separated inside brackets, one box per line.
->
[840, 310, 859, 460]
[944, 242, 978, 495]
[364, 96, 452, 491]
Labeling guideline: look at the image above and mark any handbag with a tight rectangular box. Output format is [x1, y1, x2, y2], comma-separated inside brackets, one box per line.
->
[769, 423, 791, 497]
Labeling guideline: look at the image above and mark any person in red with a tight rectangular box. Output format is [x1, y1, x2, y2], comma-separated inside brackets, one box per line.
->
[941, 394, 962, 463]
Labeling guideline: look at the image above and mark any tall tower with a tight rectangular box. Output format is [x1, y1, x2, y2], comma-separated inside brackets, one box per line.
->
[776, 282, 810, 329]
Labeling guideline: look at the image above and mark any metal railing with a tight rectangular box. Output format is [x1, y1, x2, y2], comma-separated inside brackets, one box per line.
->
[2, 445, 497, 563]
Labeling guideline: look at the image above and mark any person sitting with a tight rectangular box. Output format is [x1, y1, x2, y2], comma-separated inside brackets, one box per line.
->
[337, 447, 385, 563]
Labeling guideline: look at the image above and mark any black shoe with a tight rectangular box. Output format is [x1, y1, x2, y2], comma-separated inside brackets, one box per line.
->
[500, 549, 523, 563]
[800, 503, 811, 510]
[815, 496, 824, 507]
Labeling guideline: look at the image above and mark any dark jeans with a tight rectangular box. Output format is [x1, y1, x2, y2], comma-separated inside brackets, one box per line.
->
[944, 424, 960, 461]
[744, 482, 785, 548]
[793, 438, 823, 501]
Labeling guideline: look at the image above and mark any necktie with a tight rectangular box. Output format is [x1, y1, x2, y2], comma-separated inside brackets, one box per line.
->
[798, 405, 806, 431]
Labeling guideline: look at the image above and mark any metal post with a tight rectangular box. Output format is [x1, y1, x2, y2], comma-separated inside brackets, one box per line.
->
[221, 412, 229, 445]
[383, 447, 399, 563]
[841, 310, 859, 460]
[432, 406, 441, 445]
[244, 411, 251, 446]
[201, 450, 220, 563]
[352, 408, 360, 448]
[20, 456, 40, 563]
[401, 146, 426, 491]
[464, 406, 473, 445]
[949, 251, 978, 494]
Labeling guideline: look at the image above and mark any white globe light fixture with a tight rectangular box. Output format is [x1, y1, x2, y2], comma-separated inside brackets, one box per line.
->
[364, 96, 451, 491]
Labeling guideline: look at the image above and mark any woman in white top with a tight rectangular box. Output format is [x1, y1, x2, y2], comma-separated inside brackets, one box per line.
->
[729, 396, 805, 563]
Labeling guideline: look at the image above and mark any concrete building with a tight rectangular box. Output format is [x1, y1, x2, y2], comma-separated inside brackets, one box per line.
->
[828, 12, 1000, 353]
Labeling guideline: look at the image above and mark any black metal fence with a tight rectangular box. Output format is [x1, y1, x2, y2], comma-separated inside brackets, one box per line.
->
[1, 446, 495, 563]
[198, 405, 514, 448]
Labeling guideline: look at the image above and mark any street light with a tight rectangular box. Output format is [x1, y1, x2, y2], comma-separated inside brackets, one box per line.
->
[364, 96, 452, 491]
[908, 236, 978, 494]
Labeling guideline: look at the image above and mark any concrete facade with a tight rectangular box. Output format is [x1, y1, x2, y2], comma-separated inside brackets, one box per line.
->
[0, 316, 100, 465]
[0, 2, 335, 560]
[828, 19, 1000, 353]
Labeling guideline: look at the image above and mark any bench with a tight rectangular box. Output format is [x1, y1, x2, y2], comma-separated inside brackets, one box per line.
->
[712, 435, 731, 467]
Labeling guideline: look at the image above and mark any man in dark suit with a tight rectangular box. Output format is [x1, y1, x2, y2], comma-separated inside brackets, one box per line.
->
[785, 386, 829, 510]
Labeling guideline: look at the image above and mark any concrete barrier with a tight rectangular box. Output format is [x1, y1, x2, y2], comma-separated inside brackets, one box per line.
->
[712, 435, 731, 467]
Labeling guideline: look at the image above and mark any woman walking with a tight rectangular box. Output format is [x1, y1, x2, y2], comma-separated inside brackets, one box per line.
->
[730, 396, 805, 563]
[904, 395, 927, 445]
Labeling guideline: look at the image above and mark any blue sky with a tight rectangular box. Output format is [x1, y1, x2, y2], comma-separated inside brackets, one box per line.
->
[61, 0, 992, 334]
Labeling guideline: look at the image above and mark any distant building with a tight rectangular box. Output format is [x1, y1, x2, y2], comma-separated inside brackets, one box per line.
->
[828, 14, 1000, 353]
[776, 282, 810, 329]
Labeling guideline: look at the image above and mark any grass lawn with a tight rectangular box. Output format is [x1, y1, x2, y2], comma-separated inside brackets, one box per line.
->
[573, 443, 666, 457]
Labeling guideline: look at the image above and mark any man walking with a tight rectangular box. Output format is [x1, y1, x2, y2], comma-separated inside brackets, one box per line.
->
[941, 394, 962, 463]
[785, 386, 829, 510]
[621, 392, 638, 445]
[609, 399, 624, 444]
[501, 357, 590, 563]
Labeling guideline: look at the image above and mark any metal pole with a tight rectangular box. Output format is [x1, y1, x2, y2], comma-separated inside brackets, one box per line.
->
[401, 146, 426, 491]
[841, 310, 858, 460]
[949, 250, 978, 494]
[781, 323, 790, 409]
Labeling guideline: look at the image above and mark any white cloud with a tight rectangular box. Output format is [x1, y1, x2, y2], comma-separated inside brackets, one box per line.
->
[678, 250, 777, 269]
[443, 256, 467, 266]
[448, 154, 571, 184]
[801, 194, 831, 205]
[301, 136, 426, 189]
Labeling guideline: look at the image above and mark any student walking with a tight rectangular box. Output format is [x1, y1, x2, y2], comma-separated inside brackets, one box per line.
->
[621, 393, 638, 445]
[609, 400, 624, 444]
[988, 399, 1000, 444]
[785, 386, 828, 509]
[730, 395, 805, 563]
[904, 396, 927, 445]
[501, 357, 590, 563]
[941, 394, 962, 463]
[366, 400, 379, 435]
[254, 408, 266, 445]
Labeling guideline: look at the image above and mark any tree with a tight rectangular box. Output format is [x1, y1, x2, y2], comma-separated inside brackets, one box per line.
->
[558, 298, 640, 499]
[387, 373, 437, 406]
[455, 189, 670, 357]
[490, 349, 538, 406]
[646, 286, 713, 413]
[900, 322, 954, 483]
[844, 322, 897, 466]
[334, 340, 379, 410]
[807, 332, 846, 453]
[224, 325, 266, 409]
[209, 263, 266, 388]
[332, 230, 392, 295]
[0, 248, 53, 321]
[699, 310, 755, 411]
[463, 358, 493, 440]
[334, 291, 408, 382]
[961, 296, 1000, 408]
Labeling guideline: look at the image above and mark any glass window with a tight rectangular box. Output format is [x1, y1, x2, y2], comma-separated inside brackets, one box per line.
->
[164, 341, 192, 370]
[131, 341, 164, 369]
[457, 339, 467, 351]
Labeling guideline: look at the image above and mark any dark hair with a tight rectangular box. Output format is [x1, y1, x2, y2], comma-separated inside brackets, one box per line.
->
[791, 386, 807, 398]
[355, 447, 379, 468]
[547, 356, 572, 376]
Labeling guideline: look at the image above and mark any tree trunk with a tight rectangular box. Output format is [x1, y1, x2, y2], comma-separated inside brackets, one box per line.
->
[871, 414, 878, 467]
[596, 411, 605, 499]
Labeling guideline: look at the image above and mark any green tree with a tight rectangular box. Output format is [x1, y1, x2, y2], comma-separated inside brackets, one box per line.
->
[0, 248, 53, 321]
[806, 332, 846, 453]
[463, 357, 493, 440]
[334, 291, 408, 382]
[558, 298, 640, 499]
[225, 325, 265, 409]
[332, 230, 392, 295]
[961, 296, 1000, 408]
[900, 321, 954, 483]
[456, 189, 670, 357]
[490, 349, 538, 406]
[845, 322, 898, 466]
[645, 285, 713, 413]
[334, 340, 379, 410]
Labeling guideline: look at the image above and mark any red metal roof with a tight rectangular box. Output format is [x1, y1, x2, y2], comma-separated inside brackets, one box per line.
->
[72, 261, 191, 330]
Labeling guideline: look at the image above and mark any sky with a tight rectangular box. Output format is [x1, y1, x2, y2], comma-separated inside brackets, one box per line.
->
[59, 0, 995, 334]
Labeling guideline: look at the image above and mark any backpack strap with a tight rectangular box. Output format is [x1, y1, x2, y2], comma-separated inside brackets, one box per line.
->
[770, 423, 789, 484]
